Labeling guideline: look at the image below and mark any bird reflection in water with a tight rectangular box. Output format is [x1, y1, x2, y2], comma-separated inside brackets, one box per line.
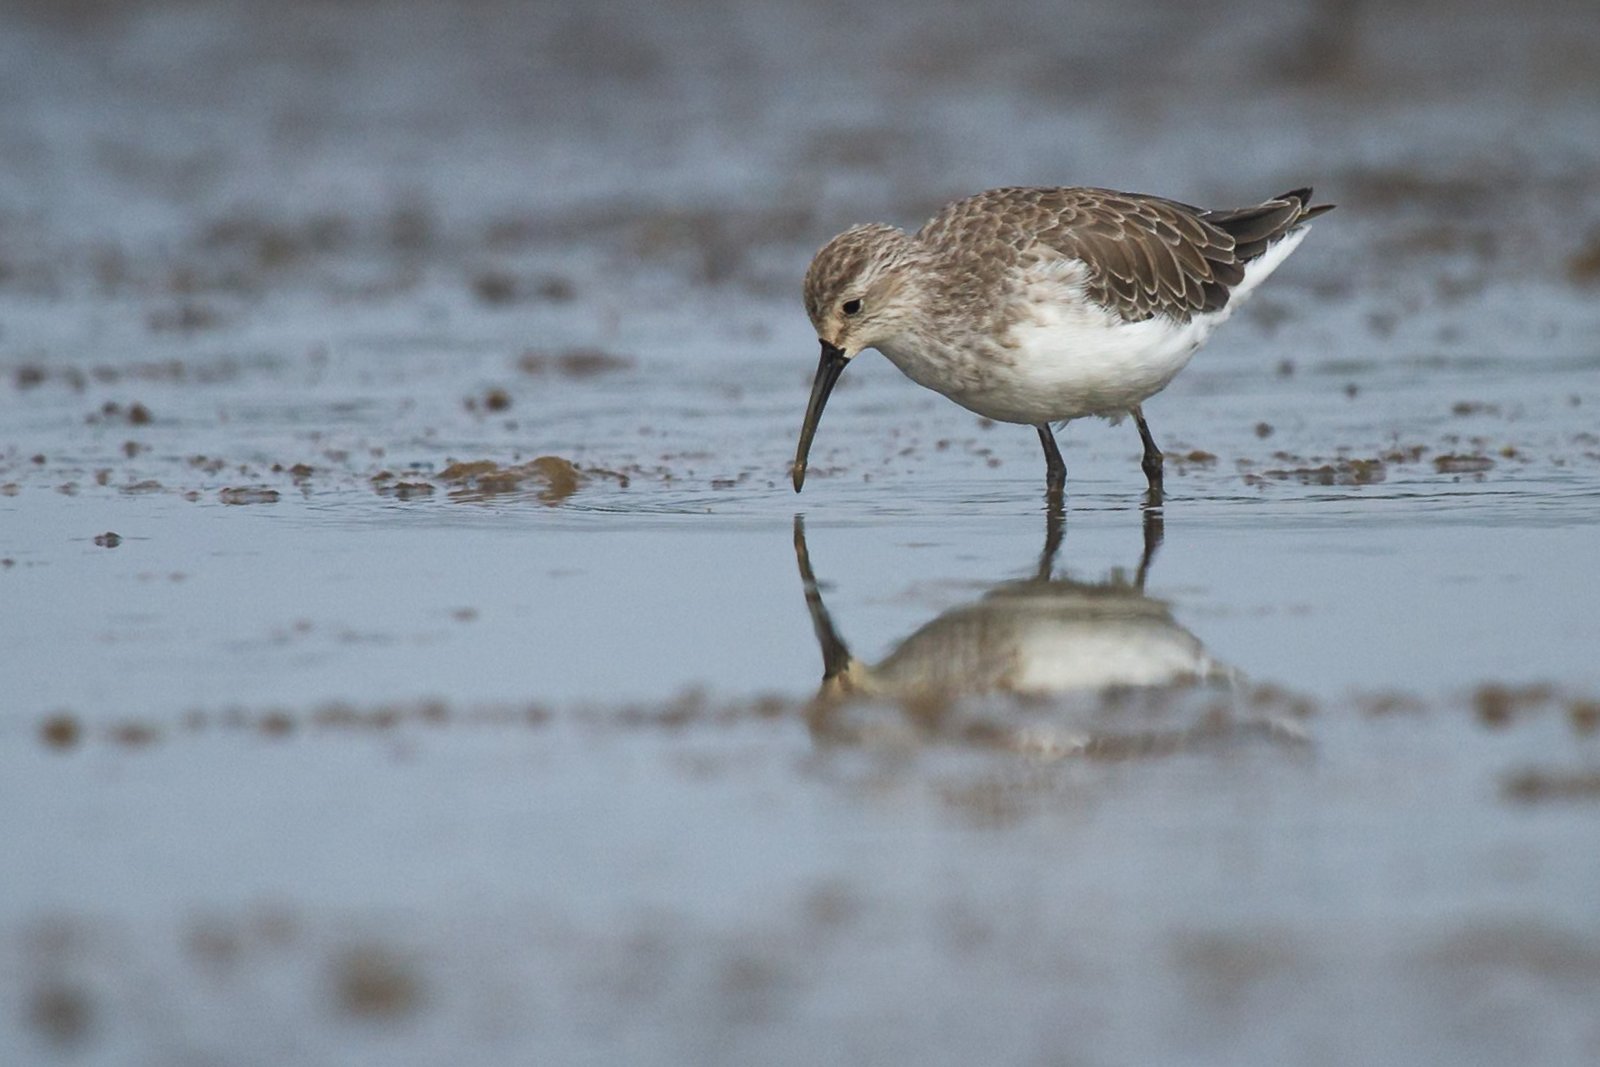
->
[793, 506, 1297, 755]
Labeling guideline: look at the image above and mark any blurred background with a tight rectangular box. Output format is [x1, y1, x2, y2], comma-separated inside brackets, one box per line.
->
[2, 0, 1597, 325]
[3, 1, 1600, 1064]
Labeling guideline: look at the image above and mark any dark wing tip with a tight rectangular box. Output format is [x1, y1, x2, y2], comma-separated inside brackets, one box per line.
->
[1274, 186, 1336, 220]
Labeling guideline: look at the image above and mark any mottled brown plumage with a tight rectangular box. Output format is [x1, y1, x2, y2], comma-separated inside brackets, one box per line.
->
[912, 186, 1329, 325]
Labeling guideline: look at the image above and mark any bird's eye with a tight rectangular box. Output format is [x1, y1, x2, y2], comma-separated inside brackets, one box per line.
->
[841, 298, 862, 316]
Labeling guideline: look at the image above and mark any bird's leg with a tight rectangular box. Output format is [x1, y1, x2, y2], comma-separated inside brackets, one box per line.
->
[1036, 424, 1067, 501]
[1132, 405, 1164, 505]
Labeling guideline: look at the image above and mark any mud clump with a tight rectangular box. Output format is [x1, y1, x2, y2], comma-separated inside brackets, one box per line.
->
[1434, 454, 1495, 474]
[470, 270, 517, 304]
[434, 460, 500, 482]
[1473, 682, 1556, 728]
[109, 721, 160, 747]
[468, 269, 574, 305]
[516, 347, 635, 378]
[1158, 450, 1219, 476]
[333, 946, 424, 1021]
[27, 983, 94, 1046]
[435, 456, 584, 504]
[219, 486, 281, 505]
[1568, 234, 1600, 286]
[258, 711, 295, 738]
[1503, 768, 1600, 803]
[1361, 692, 1427, 716]
[374, 479, 435, 500]
[147, 304, 221, 333]
[525, 457, 581, 504]
[1252, 456, 1386, 486]
[89, 401, 153, 425]
[1381, 444, 1429, 464]
[201, 213, 352, 270]
[465, 387, 512, 412]
[40, 713, 82, 750]
[185, 920, 244, 972]
[1570, 700, 1600, 735]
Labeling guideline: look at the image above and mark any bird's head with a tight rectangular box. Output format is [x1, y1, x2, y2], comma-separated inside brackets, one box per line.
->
[793, 223, 920, 492]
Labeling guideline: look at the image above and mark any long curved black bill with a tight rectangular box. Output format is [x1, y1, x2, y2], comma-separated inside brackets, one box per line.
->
[792, 341, 848, 492]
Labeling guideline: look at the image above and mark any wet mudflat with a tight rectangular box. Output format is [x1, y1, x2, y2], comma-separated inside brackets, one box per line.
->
[4, 1, 1600, 1064]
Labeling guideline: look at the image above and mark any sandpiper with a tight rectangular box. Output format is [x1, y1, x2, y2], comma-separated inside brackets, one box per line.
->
[791, 185, 1332, 501]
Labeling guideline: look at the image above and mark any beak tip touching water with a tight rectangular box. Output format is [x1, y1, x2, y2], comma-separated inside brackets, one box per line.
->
[792, 341, 847, 496]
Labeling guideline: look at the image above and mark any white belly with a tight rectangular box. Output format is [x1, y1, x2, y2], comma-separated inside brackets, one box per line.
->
[969, 310, 1215, 424]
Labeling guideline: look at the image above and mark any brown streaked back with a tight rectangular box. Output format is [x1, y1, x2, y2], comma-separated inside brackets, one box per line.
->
[915, 186, 1331, 324]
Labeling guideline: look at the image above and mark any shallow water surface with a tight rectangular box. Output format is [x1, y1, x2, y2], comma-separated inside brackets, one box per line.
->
[5, 1, 1600, 1064]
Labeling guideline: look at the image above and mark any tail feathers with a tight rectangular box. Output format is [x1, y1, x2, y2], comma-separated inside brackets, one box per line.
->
[1207, 187, 1334, 262]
